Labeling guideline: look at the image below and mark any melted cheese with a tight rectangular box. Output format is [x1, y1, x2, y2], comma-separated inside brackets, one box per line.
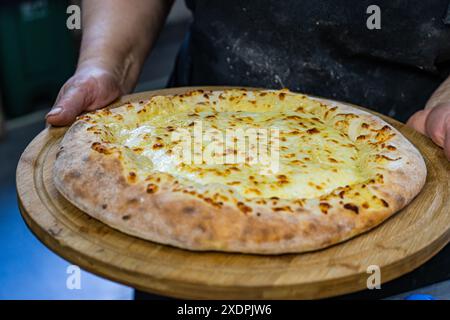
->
[90, 90, 378, 200]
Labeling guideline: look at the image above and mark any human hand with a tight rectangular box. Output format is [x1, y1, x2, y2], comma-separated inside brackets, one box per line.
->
[406, 104, 450, 160]
[46, 65, 124, 126]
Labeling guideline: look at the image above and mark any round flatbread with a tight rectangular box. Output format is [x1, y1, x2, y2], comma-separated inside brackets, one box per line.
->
[54, 89, 426, 254]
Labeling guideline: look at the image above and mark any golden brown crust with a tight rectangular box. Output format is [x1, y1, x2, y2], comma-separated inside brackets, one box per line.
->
[53, 89, 427, 254]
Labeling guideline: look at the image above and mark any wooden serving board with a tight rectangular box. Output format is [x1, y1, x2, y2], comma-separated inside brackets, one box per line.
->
[17, 87, 450, 299]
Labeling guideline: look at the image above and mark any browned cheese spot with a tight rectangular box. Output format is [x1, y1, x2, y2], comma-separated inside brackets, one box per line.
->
[113, 114, 124, 121]
[91, 142, 112, 154]
[357, 135, 368, 141]
[375, 154, 401, 162]
[128, 171, 137, 183]
[132, 147, 144, 154]
[319, 202, 331, 214]
[146, 183, 159, 194]
[386, 145, 397, 151]
[273, 206, 293, 212]
[237, 201, 253, 214]
[306, 128, 320, 134]
[286, 115, 302, 121]
[152, 143, 164, 149]
[344, 203, 359, 214]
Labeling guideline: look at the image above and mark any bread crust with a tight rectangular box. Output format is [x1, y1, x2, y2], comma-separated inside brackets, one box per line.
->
[54, 89, 427, 254]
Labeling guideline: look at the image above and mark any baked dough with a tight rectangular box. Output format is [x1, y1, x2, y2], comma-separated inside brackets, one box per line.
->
[54, 89, 426, 254]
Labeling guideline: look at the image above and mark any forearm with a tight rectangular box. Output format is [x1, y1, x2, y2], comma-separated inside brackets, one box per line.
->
[78, 0, 174, 92]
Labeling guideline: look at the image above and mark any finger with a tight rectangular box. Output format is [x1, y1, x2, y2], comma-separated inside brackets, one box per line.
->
[424, 105, 450, 147]
[444, 121, 450, 160]
[46, 85, 92, 126]
[406, 109, 430, 135]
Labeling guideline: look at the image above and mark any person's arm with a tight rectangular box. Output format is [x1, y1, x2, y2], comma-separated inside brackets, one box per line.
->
[407, 77, 450, 160]
[47, 0, 174, 126]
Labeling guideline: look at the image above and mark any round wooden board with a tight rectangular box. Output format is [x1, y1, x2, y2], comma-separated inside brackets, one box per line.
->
[17, 87, 450, 299]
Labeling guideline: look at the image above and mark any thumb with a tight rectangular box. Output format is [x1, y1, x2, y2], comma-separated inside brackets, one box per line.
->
[406, 109, 431, 135]
[46, 85, 93, 126]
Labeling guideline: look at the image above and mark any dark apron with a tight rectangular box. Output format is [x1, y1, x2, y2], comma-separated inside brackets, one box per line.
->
[169, 0, 450, 122]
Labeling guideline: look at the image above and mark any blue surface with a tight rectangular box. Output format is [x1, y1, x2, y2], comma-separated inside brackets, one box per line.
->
[0, 178, 133, 300]
[404, 294, 437, 300]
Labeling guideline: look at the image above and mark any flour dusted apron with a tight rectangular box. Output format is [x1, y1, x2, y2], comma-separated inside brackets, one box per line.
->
[169, 0, 450, 122]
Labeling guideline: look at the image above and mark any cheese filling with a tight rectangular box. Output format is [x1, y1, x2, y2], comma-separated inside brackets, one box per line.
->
[94, 92, 374, 200]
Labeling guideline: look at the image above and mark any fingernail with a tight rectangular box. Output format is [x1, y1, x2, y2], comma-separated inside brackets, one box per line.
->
[46, 106, 63, 118]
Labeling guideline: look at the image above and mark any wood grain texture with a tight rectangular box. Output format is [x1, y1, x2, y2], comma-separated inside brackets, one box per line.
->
[16, 87, 450, 299]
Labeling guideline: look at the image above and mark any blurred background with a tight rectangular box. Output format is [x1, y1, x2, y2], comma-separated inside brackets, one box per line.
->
[0, 0, 191, 299]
